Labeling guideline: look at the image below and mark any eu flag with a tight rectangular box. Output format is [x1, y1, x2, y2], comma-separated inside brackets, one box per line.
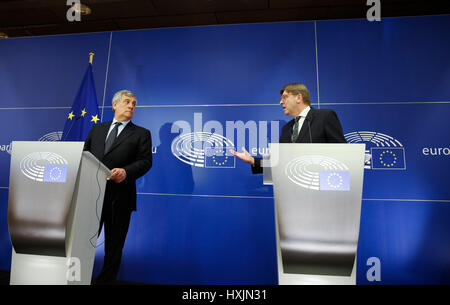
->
[371, 147, 406, 170]
[43, 165, 68, 183]
[319, 171, 350, 191]
[204, 147, 235, 168]
[61, 64, 100, 141]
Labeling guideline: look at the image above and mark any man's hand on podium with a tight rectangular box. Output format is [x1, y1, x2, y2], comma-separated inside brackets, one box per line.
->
[230, 147, 255, 166]
[109, 168, 127, 183]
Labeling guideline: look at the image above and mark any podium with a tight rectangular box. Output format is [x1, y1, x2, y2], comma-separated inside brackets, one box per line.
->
[7, 141, 110, 285]
[263, 143, 365, 285]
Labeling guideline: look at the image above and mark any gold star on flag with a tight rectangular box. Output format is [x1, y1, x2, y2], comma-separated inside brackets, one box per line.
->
[91, 114, 100, 124]
[68, 111, 75, 120]
[81, 108, 87, 117]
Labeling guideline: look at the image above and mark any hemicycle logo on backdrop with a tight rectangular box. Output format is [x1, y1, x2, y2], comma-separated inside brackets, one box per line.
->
[171, 132, 236, 168]
[344, 131, 406, 170]
[38, 131, 63, 142]
[169, 112, 279, 169]
[1, 131, 63, 156]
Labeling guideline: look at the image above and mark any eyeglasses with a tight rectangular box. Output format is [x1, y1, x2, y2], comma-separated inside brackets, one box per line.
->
[280, 94, 293, 101]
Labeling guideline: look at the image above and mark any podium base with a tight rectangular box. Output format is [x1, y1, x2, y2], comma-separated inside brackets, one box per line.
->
[277, 254, 357, 285]
[9, 249, 85, 285]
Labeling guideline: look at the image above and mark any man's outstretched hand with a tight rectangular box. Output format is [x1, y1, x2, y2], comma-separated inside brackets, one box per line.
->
[229, 147, 255, 166]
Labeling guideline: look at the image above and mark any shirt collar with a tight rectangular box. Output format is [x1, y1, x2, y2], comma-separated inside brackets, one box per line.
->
[298, 106, 311, 119]
[112, 118, 131, 127]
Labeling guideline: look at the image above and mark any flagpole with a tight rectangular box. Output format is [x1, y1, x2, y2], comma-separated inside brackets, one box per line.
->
[89, 52, 95, 65]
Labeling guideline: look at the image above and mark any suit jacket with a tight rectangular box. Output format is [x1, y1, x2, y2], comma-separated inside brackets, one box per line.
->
[252, 107, 346, 174]
[84, 121, 153, 211]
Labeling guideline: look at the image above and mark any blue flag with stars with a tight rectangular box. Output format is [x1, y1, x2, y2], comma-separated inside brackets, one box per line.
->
[204, 146, 236, 168]
[371, 147, 406, 170]
[61, 64, 100, 141]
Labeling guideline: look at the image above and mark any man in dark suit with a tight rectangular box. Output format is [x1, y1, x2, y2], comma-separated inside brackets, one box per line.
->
[84, 90, 152, 283]
[230, 83, 346, 173]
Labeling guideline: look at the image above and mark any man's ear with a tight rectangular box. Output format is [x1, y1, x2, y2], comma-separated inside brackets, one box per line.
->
[112, 102, 116, 112]
[296, 93, 304, 104]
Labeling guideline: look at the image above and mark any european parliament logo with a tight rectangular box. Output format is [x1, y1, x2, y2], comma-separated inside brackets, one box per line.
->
[345, 131, 406, 170]
[20, 152, 68, 183]
[371, 147, 406, 169]
[43, 164, 68, 183]
[171, 132, 235, 168]
[285, 155, 350, 191]
[204, 147, 235, 168]
[1, 131, 63, 157]
[38, 131, 63, 142]
[319, 171, 350, 191]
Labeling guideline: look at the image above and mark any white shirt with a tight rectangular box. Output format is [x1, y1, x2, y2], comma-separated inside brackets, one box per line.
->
[293, 106, 311, 137]
[105, 118, 131, 142]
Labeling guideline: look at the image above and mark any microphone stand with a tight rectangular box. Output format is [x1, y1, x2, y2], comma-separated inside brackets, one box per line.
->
[63, 116, 82, 141]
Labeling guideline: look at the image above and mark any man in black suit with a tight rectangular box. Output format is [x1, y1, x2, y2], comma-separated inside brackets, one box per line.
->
[231, 83, 346, 173]
[84, 90, 152, 283]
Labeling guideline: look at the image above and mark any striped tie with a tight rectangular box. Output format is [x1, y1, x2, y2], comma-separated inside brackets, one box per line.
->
[104, 122, 122, 154]
[291, 116, 301, 143]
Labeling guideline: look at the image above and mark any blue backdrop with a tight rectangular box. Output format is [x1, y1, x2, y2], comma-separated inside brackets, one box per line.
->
[0, 15, 449, 284]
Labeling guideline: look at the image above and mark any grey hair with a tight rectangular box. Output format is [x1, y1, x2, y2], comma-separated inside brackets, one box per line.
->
[112, 90, 136, 106]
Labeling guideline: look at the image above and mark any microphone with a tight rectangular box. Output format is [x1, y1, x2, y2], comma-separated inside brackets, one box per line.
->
[63, 116, 82, 141]
[304, 117, 312, 143]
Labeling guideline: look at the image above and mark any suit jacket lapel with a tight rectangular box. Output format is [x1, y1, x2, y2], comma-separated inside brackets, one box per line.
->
[99, 122, 112, 155]
[296, 107, 316, 143]
[284, 119, 295, 143]
[105, 122, 135, 155]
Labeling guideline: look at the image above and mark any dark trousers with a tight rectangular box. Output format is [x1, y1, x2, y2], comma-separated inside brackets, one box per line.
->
[96, 199, 133, 283]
